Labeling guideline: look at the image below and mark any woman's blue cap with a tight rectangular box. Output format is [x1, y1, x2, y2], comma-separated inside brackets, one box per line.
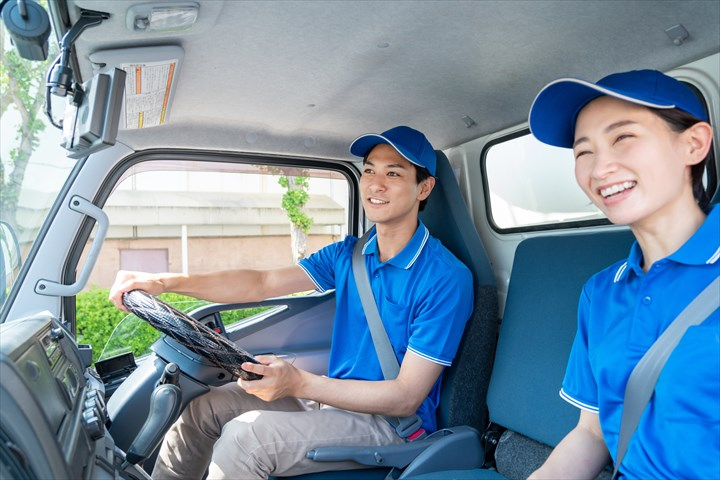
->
[529, 69, 708, 148]
[350, 125, 437, 176]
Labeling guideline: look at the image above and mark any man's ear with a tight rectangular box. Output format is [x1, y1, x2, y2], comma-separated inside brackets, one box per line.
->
[684, 121, 713, 166]
[418, 176, 436, 201]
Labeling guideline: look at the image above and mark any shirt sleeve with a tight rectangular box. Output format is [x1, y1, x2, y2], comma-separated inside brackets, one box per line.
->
[560, 283, 600, 413]
[407, 266, 474, 367]
[297, 236, 355, 292]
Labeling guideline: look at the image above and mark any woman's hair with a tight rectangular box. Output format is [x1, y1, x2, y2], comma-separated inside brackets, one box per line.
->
[651, 108, 715, 210]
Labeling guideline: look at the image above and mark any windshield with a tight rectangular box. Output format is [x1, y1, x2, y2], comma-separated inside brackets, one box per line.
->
[1, 23, 73, 312]
[94, 296, 209, 363]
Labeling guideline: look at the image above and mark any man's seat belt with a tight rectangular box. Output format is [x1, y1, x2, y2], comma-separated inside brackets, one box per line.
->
[352, 229, 426, 441]
[613, 275, 720, 479]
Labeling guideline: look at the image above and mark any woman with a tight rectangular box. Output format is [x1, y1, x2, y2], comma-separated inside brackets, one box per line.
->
[527, 69, 719, 479]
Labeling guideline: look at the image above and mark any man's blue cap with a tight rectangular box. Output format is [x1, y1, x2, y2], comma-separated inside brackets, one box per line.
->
[529, 69, 708, 148]
[350, 125, 437, 176]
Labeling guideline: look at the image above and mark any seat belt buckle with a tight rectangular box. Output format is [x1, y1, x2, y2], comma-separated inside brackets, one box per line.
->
[395, 415, 426, 441]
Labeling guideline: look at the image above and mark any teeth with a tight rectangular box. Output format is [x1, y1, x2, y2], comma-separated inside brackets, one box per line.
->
[369, 198, 387, 204]
[601, 181, 636, 198]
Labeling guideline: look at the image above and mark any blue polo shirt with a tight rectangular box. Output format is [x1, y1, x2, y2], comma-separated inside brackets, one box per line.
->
[298, 222, 473, 433]
[561, 205, 720, 479]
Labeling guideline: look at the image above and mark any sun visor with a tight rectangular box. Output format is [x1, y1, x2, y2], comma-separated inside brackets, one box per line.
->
[89, 46, 184, 130]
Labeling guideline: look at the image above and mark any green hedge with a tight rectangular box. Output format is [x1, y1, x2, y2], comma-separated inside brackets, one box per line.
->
[76, 288, 269, 364]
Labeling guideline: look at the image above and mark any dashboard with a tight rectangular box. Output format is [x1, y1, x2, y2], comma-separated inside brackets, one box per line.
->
[0, 313, 148, 479]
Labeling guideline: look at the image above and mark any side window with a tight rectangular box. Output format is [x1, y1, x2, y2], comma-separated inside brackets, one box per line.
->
[485, 82, 714, 233]
[77, 159, 350, 362]
[483, 131, 606, 232]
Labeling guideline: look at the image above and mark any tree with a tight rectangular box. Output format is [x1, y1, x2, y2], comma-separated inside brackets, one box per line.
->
[258, 165, 315, 262]
[278, 174, 313, 262]
[0, 23, 57, 231]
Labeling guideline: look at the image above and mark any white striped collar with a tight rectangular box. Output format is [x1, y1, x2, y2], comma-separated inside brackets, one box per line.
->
[361, 222, 431, 270]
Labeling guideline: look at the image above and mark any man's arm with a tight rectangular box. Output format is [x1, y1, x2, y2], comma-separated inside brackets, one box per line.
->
[529, 409, 610, 479]
[240, 351, 443, 418]
[108, 266, 316, 311]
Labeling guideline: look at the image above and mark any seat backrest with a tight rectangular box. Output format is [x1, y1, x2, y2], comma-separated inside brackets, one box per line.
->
[419, 151, 498, 432]
[486, 229, 634, 479]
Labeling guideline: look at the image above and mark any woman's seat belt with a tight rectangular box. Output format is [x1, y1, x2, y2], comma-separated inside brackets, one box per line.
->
[352, 230, 426, 441]
[613, 275, 719, 478]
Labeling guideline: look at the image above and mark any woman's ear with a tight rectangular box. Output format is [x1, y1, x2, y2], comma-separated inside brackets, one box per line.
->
[683, 121, 714, 166]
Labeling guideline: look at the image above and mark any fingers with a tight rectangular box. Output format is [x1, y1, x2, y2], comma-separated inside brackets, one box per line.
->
[237, 356, 289, 400]
[108, 271, 134, 311]
[237, 363, 267, 393]
[108, 271, 161, 312]
[240, 358, 273, 377]
[253, 354, 278, 365]
[238, 355, 280, 380]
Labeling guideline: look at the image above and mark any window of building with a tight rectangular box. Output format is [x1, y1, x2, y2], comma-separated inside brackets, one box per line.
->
[119, 249, 169, 272]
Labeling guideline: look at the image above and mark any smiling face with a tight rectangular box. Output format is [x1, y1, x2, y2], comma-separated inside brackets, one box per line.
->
[572, 96, 704, 229]
[360, 144, 434, 229]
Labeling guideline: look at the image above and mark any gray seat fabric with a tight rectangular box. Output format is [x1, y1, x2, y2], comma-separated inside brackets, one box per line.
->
[277, 152, 498, 479]
[409, 229, 634, 480]
[489, 231, 633, 446]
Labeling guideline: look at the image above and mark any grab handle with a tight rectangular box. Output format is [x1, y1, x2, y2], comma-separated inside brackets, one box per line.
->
[36, 195, 108, 296]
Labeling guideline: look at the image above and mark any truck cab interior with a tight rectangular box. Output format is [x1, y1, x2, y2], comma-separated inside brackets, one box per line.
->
[0, 1, 718, 479]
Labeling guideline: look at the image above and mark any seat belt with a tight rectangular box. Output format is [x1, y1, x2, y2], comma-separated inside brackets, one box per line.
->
[351, 229, 426, 441]
[613, 275, 720, 479]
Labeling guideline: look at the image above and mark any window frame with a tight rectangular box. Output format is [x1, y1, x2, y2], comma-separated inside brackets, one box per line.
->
[62, 149, 361, 335]
[480, 128, 611, 235]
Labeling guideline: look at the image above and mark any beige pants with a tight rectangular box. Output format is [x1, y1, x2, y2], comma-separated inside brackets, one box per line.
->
[151, 382, 405, 479]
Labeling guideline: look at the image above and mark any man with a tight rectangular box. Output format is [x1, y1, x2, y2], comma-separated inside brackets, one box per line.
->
[109, 125, 474, 479]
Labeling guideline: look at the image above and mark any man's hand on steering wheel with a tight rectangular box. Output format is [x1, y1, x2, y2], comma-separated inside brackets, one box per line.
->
[238, 355, 306, 402]
[109, 271, 169, 312]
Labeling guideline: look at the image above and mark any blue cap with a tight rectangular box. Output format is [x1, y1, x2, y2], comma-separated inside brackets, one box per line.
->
[529, 69, 708, 148]
[350, 125, 436, 176]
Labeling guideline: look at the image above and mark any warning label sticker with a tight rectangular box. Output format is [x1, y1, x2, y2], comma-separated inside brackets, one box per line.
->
[121, 60, 176, 129]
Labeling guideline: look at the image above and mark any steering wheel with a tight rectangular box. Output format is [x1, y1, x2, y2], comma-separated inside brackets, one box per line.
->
[122, 289, 262, 381]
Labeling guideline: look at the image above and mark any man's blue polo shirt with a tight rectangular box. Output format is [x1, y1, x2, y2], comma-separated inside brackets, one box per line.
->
[561, 205, 720, 479]
[298, 221, 474, 433]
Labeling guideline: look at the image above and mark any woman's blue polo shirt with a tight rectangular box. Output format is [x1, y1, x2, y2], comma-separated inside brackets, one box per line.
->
[298, 222, 474, 433]
[561, 205, 720, 479]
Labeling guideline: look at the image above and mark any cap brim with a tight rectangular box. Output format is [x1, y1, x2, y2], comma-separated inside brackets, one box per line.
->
[349, 134, 391, 158]
[350, 133, 425, 171]
[529, 78, 675, 148]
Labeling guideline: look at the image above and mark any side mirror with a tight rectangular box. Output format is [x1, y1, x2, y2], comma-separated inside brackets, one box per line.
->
[0, 221, 22, 307]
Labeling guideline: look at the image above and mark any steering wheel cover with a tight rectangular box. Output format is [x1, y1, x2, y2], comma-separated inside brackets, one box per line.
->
[122, 290, 261, 380]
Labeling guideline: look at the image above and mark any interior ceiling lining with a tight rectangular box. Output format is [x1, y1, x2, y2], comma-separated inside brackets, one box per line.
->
[66, 0, 720, 159]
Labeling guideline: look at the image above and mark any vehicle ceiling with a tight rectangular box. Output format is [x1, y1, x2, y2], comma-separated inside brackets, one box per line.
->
[57, 0, 720, 162]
